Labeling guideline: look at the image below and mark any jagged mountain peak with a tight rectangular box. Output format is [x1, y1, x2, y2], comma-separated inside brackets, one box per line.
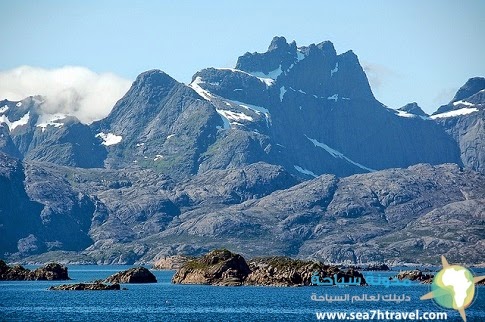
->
[398, 102, 428, 117]
[314, 40, 337, 57]
[267, 36, 297, 52]
[451, 77, 485, 103]
[200, 37, 374, 106]
[433, 77, 484, 116]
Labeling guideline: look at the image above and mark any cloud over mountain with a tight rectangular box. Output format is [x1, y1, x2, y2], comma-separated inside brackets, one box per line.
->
[0, 66, 131, 123]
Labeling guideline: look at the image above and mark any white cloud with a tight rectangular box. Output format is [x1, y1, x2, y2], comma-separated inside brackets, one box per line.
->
[0, 66, 131, 124]
[362, 62, 399, 90]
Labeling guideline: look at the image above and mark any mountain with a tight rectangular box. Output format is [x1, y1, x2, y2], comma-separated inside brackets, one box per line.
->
[1, 37, 484, 265]
[2, 37, 463, 179]
[0, 97, 106, 168]
[397, 102, 428, 118]
[431, 77, 485, 173]
[189, 37, 461, 178]
[90, 70, 221, 177]
[2, 152, 483, 264]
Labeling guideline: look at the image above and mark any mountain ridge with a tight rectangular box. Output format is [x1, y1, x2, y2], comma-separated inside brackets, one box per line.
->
[1, 36, 484, 265]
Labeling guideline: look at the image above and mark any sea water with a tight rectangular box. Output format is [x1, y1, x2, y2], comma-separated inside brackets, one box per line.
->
[1, 266, 484, 321]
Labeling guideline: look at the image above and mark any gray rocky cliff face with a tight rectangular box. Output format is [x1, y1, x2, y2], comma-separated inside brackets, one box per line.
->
[432, 77, 485, 173]
[0, 97, 106, 168]
[193, 37, 461, 178]
[91, 70, 221, 178]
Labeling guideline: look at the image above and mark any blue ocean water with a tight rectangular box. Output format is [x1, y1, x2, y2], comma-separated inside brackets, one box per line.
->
[0, 266, 484, 322]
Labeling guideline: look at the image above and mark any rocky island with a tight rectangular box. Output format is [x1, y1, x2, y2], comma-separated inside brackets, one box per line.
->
[104, 266, 157, 283]
[48, 266, 156, 290]
[172, 249, 366, 287]
[0, 260, 69, 281]
[396, 269, 434, 284]
[49, 282, 121, 291]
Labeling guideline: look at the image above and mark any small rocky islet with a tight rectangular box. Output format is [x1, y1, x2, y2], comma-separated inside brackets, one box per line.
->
[49, 282, 122, 291]
[0, 260, 69, 281]
[0, 260, 157, 290]
[395, 269, 434, 284]
[104, 267, 157, 284]
[50, 267, 157, 291]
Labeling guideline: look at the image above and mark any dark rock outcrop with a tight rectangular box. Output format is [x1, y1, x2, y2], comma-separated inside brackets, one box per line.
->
[172, 249, 250, 286]
[49, 282, 121, 291]
[396, 270, 434, 284]
[364, 263, 390, 271]
[172, 250, 366, 287]
[0, 260, 69, 281]
[246, 256, 365, 287]
[104, 267, 157, 283]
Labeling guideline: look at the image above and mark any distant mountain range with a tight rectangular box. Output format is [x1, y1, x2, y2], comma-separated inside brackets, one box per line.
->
[1, 37, 484, 265]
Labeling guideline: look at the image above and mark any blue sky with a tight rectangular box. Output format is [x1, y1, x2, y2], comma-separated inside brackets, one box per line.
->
[1, 0, 484, 114]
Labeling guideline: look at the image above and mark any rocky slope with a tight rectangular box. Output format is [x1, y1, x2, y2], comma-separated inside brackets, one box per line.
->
[0, 97, 106, 168]
[152, 255, 191, 269]
[432, 77, 485, 174]
[1, 150, 484, 265]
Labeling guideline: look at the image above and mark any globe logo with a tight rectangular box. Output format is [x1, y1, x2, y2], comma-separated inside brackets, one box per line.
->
[421, 256, 485, 322]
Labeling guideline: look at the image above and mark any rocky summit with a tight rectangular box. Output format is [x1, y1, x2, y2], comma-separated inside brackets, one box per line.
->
[0, 37, 484, 266]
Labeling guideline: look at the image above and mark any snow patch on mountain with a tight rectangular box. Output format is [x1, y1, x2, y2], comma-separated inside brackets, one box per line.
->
[0, 105, 8, 114]
[280, 86, 287, 102]
[330, 62, 339, 77]
[397, 110, 416, 118]
[431, 107, 479, 119]
[215, 68, 274, 86]
[36, 113, 67, 132]
[294, 165, 317, 178]
[305, 135, 375, 172]
[0, 112, 30, 131]
[189, 76, 213, 101]
[216, 109, 253, 122]
[249, 65, 283, 80]
[96, 132, 122, 146]
[452, 100, 475, 107]
[229, 100, 271, 127]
